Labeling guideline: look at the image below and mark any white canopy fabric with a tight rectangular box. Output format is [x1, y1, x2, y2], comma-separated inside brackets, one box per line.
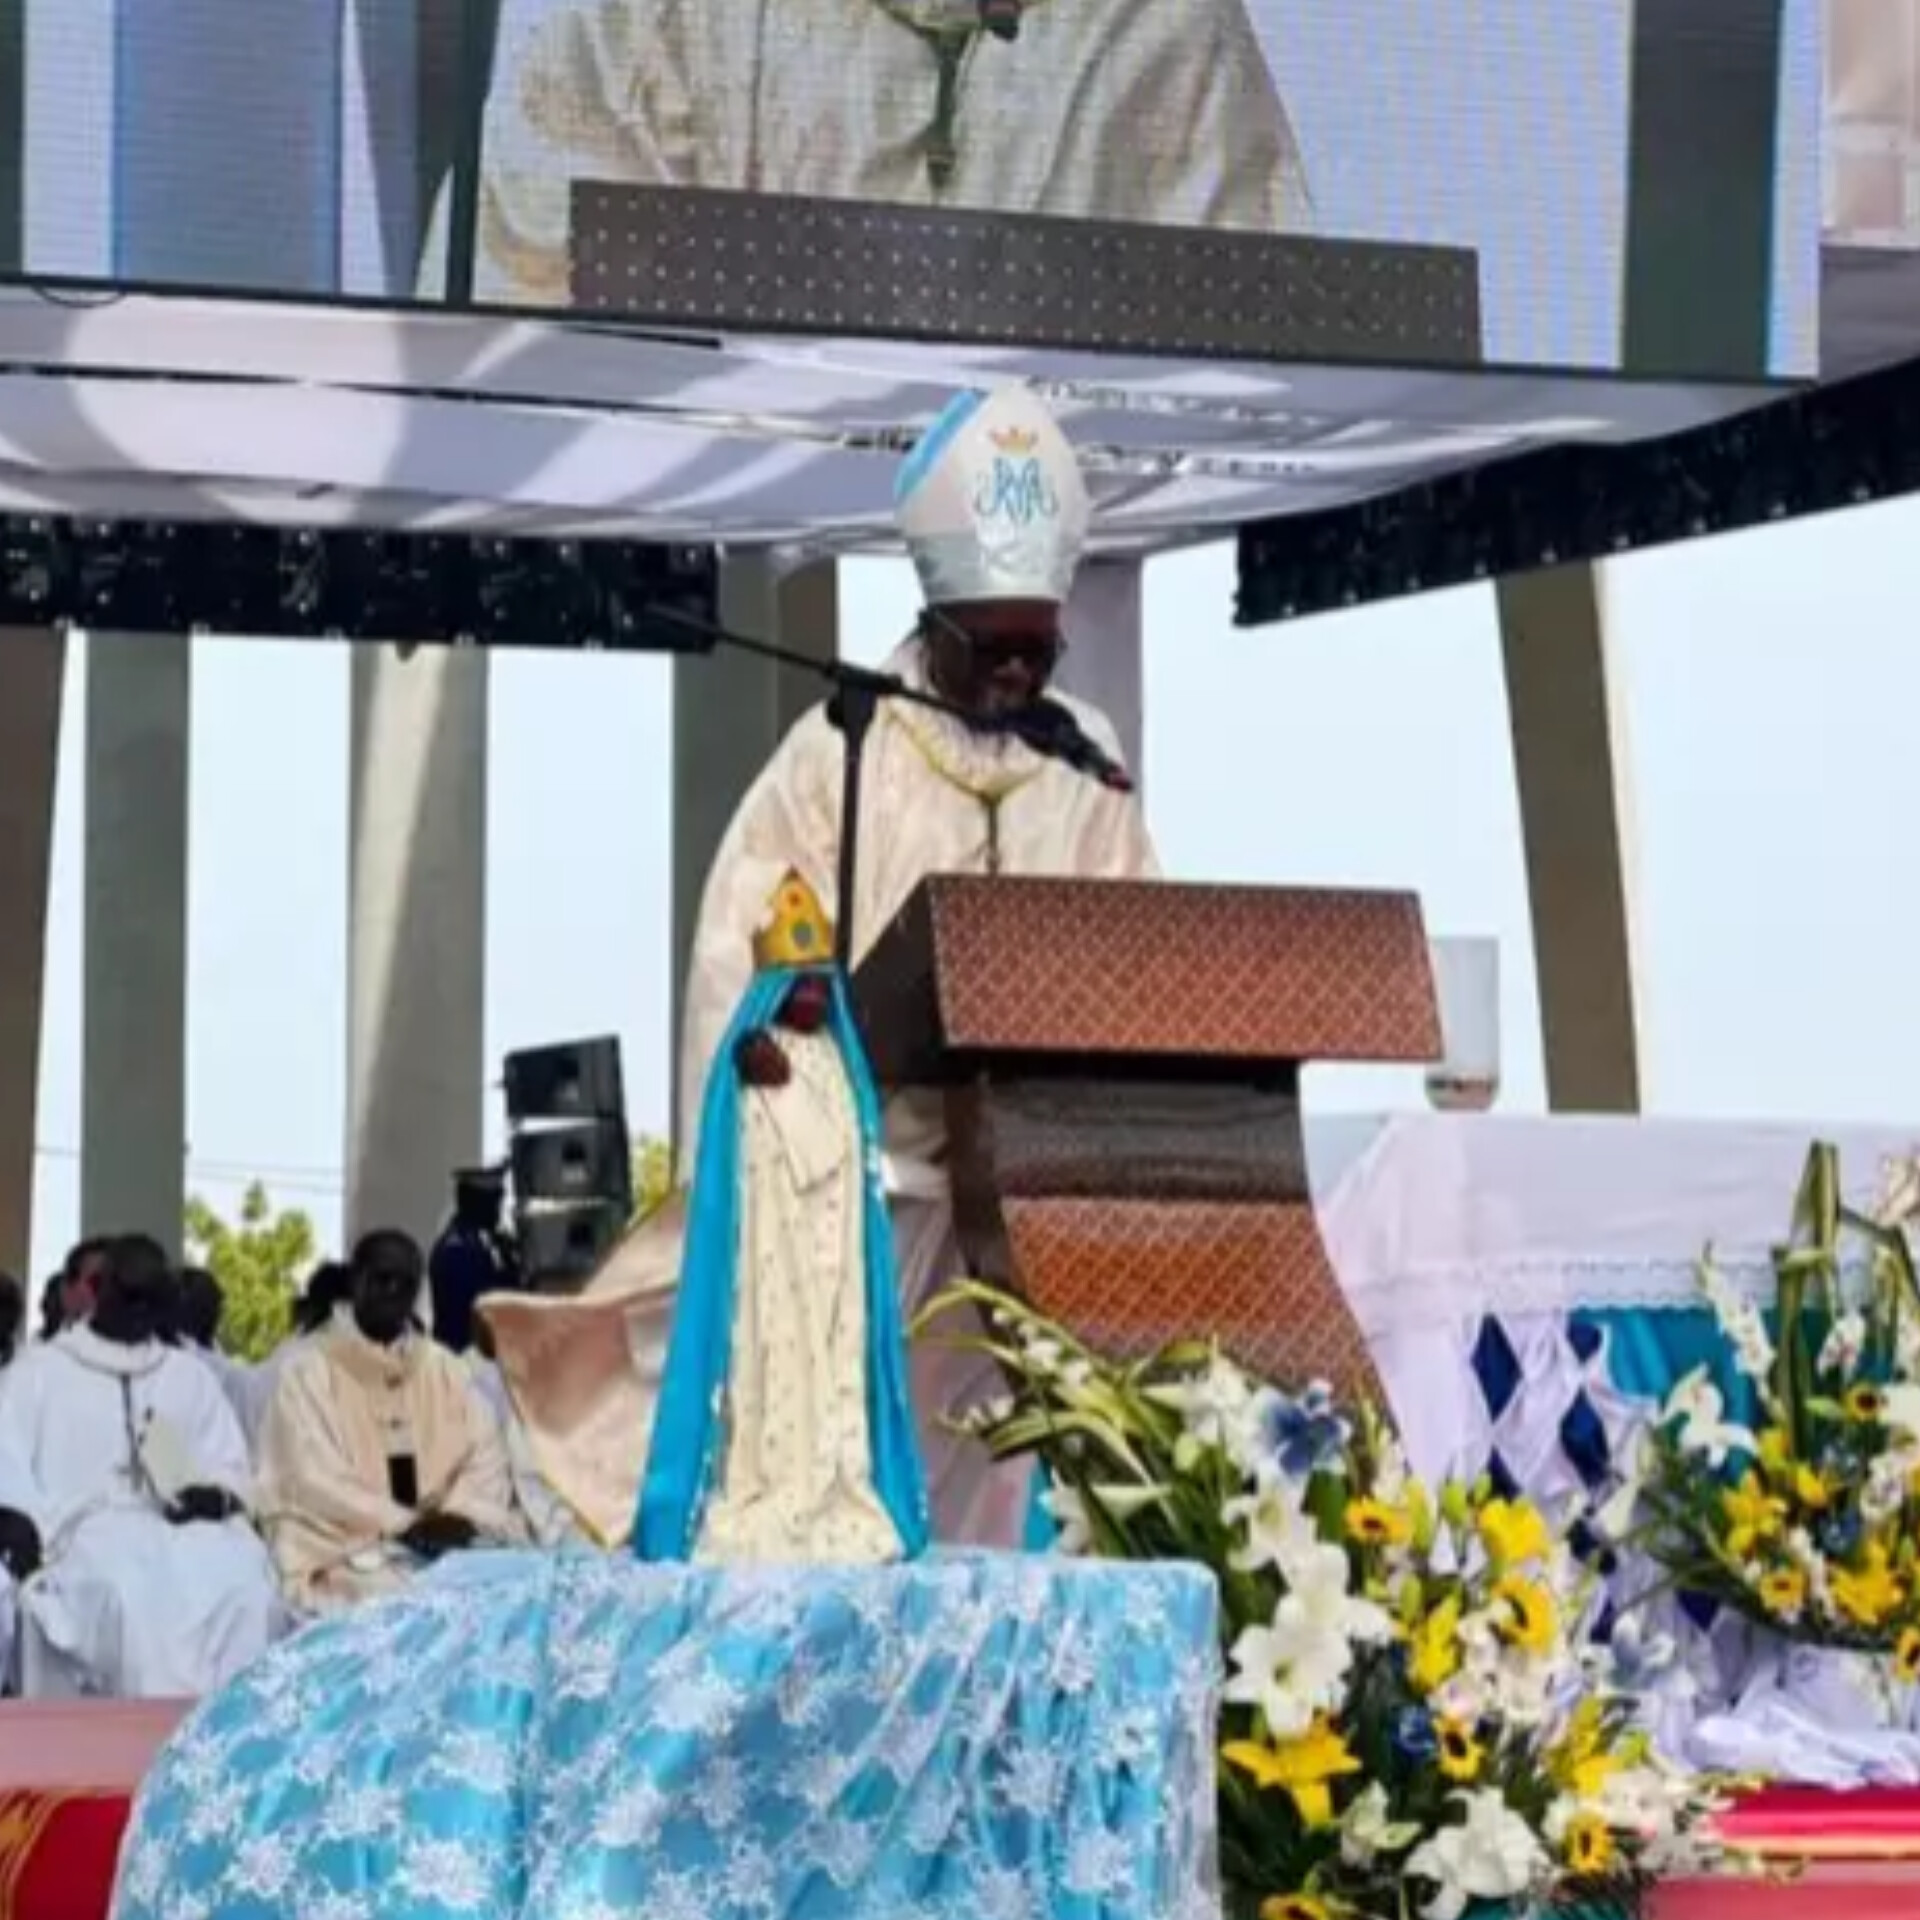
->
[0, 288, 1783, 549]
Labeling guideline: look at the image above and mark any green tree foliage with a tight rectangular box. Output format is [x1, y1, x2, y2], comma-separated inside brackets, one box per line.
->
[631, 1135, 674, 1222]
[183, 1182, 319, 1363]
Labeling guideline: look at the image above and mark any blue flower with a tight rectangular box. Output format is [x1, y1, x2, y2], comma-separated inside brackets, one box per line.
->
[1603, 1613, 1678, 1692]
[1393, 1706, 1439, 1760]
[1816, 1508, 1863, 1561]
[1254, 1384, 1352, 1479]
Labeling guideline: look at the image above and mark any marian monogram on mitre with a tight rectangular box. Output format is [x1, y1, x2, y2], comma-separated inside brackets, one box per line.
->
[896, 385, 1089, 605]
[972, 424, 1060, 528]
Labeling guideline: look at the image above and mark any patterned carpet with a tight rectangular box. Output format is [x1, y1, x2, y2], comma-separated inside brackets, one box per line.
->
[0, 1703, 186, 1920]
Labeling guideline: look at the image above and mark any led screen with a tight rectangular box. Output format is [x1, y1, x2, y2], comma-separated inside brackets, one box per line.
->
[15, 0, 1818, 379]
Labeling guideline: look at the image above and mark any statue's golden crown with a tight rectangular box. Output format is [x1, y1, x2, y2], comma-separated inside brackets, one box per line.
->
[752, 870, 835, 971]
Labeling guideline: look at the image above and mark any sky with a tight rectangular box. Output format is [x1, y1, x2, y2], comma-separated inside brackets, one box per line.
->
[27, 496, 1920, 1277]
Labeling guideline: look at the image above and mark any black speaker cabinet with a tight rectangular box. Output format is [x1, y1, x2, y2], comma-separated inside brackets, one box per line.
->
[510, 1118, 632, 1211]
[504, 1036, 625, 1122]
[518, 1203, 628, 1286]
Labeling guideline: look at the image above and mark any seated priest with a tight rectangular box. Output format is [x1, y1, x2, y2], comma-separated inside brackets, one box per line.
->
[636, 871, 927, 1565]
[258, 1230, 521, 1617]
[485, 383, 1157, 1550]
[0, 1233, 281, 1699]
[237, 1260, 351, 1456]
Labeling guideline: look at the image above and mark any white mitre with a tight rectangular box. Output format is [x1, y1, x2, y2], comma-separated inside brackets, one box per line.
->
[895, 386, 1090, 607]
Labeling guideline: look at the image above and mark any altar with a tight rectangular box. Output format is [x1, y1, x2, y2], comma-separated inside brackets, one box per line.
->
[1317, 1112, 1920, 1495]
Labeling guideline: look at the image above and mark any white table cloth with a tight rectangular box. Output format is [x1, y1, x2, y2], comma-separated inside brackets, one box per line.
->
[1316, 1113, 1920, 1786]
[1320, 1114, 1919, 1491]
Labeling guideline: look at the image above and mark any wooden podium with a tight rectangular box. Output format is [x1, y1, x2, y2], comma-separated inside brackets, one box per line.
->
[855, 877, 1441, 1400]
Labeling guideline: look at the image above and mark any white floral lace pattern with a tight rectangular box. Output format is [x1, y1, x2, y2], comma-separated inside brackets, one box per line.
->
[112, 1549, 1221, 1920]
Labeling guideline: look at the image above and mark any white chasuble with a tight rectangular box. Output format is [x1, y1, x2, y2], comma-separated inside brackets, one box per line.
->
[698, 1026, 898, 1565]
[435, 0, 1310, 306]
[491, 642, 1157, 1550]
[0, 1329, 281, 1699]
[256, 1324, 522, 1617]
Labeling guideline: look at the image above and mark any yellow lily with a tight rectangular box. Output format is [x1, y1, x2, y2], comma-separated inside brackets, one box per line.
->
[1791, 1464, 1833, 1512]
[1407, 1593, 1462, 1696]
[1833, 1541, 1905, 1629]
[1896, 1627, 1920, 1684]
[1477, 1497, 1551, 1569]
[1550, 1698, 1621, 1798]
[1721, 1472, 1787, 1558]
[1223, 1718, 1362, 1829]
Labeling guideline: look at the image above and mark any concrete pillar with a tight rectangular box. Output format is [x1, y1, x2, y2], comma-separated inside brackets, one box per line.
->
[1057, 557, 1145, 783]
[670, 555, 838, 1131]
[82, 632, 191, 1248]
[1495, 564, 1644, 1112]
[0, 629, 67, 1273]
[345, 647, 489, 1247]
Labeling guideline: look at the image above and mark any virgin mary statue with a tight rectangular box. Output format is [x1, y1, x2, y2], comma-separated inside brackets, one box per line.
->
[637, 870, 929, 1564]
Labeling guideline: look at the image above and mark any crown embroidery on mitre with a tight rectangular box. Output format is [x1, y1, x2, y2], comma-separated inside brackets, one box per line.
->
[987, 424, 1039, 455]
[752, 870, 835, 972]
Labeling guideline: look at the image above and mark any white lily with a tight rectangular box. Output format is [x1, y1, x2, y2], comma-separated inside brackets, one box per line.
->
[1144, 1358, 1255, 1453]
[1041, 1479, 1167, 1555]
[1818, 1308, 1868, 1377]
[1873, 1152, 1920, 1230]
[1405, 1790, 1547, 1920]
[1699, 1256, 1775, 1384]
[1661, 1367, 1756, 1466]
[1341, 1781, 1421, 1867]
[1587, 1762, 1695, 1839]
[1042, 1480, 1092, 1553]
[1864, 1451, 1910, 1524]
[1223, 1543, 1394, 1737]
[1222, 1475, 1314, 1575]
[1879, 1382, 1920, 1445]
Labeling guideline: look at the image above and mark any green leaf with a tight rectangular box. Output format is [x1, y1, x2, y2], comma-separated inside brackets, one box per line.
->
[182, 1182, 318, 1363]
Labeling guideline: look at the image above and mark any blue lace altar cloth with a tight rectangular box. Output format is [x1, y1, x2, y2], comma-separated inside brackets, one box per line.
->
[112, 1549, 1222, 1920]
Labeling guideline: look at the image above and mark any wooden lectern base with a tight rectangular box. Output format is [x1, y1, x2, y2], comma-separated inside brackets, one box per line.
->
[996, 1194, 1383, 1404]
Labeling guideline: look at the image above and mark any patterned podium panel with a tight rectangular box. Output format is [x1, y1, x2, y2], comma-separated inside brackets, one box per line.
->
[859, 877, 1439, 1084]
[859, 879, 1436, 1402]
[1003, 1196, 1382, 1403]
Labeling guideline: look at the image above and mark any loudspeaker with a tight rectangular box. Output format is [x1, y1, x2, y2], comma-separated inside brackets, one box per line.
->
[502, 1035, 633, 1289]
[516, 1204, 628, 1286]
[504, 1036, 624, 1122]
[511, 1118, 632, 1212]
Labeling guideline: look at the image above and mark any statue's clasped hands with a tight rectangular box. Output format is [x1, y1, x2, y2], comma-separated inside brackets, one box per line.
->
[735, 975, 834, 1088]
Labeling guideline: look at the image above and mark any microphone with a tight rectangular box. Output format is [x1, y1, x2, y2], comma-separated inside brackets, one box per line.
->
[995, 698, 1135, 794]
[979, 0, 1021, 40]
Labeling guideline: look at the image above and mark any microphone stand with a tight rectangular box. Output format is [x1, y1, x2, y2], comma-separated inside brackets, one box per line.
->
[646, 604, 979, 976]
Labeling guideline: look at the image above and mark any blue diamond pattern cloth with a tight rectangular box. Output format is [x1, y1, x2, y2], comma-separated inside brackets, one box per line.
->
[112, 1549, 1221, 1920]
[1464, 1313, 1637, 1509]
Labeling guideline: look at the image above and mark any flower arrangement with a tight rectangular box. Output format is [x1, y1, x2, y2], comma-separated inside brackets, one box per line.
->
[1638, 1140, 1920, 1658]
[920, 1280, 1737, 1920]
